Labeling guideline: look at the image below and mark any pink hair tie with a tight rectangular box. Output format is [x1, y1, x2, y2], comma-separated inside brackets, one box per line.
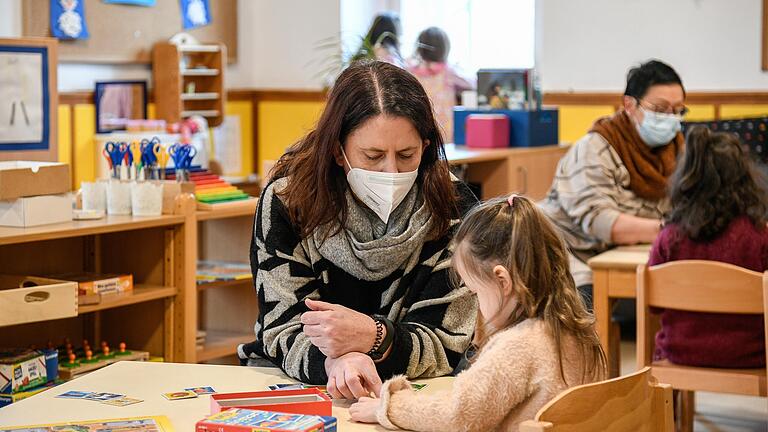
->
[507, 194, 519, 207]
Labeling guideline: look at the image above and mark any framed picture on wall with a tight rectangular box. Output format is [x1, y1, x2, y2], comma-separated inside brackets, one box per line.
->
[0, 37, 58, 161]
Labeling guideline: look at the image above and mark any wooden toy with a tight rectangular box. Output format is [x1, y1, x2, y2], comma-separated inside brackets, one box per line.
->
[57, 342, 149, 380]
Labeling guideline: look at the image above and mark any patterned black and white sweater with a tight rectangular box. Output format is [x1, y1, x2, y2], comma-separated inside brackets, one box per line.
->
[238, 176, 479, 384]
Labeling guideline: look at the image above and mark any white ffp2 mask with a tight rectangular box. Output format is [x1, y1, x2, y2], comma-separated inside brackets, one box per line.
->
[341, 148, 418, 224]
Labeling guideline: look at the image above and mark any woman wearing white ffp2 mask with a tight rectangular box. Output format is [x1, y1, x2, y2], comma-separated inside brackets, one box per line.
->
[239, 60, 479, 403]
[340, 142, 419, 224]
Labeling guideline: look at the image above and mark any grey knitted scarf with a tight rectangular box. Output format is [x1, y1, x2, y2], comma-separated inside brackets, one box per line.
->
[313, 183, 434, 281]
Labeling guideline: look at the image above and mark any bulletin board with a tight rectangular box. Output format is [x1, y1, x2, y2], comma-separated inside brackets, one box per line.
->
[0, 38, 58, 162]
[22, 0, 237, 64]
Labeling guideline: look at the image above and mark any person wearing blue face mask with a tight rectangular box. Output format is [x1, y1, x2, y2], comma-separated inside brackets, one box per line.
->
[238, 60, 479, 401]
[539, 59, 686, 308]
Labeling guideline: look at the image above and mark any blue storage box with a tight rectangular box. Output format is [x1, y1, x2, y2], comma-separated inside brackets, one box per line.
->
[453, 108, 559, 147]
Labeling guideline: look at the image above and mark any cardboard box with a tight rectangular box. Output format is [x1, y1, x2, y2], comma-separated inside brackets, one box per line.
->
[0, 379, 59, 408]
[0, 161, 71, 201]
[0, 275, 78, 327]
[0, 349, 47, 394]
[211, 389, 332, 417]
[51, 272, 133, 296]
[466, 114, 510, 148]
[0, 194, 72, 227]
[197, 408, 337, 432]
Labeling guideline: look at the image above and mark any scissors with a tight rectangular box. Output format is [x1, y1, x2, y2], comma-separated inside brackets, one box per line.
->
[169, 143, 197, 181]
[156, 145, 170, 180]
[102, 142, 128, 179]
[130, 141, 143, 179]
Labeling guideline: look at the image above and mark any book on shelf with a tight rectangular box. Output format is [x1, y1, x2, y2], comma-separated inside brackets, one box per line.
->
[196, 261, 251, 284]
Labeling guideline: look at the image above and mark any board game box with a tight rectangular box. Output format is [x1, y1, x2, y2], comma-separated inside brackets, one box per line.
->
[196, 408, 336, 432]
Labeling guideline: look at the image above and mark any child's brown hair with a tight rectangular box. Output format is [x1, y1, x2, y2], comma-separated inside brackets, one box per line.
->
[451, 195, 606, 384]
[667, 126, 768, 241]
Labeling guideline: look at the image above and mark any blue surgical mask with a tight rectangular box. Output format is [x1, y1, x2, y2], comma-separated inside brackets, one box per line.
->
[636, 108, 682, 147]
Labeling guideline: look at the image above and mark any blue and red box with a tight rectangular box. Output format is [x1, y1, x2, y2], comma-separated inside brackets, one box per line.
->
[453, 107, 559, 147]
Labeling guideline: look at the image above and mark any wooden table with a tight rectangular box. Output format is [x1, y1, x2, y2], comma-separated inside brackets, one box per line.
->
[444, 144, 567, 200]
[588, 244, 651, 377]
[0, 361, 453, 431]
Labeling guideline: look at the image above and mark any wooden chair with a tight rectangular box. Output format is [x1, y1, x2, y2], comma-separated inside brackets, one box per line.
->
[636, 260, 768, 432]
[519, 366, 673, 431]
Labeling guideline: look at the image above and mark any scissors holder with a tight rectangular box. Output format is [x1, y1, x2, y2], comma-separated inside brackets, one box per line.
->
[130, 181, 163, 216]
[81, 180, 107, 212]
[106, 180, 132, 215]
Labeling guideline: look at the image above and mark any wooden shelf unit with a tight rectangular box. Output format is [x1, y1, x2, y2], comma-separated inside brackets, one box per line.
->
[153, 42, 226, 127]
[195, 202, 258, 363]
[197, 277, 252, 292]
[196, 329, 253, 362]
[0, 213, 197, 364]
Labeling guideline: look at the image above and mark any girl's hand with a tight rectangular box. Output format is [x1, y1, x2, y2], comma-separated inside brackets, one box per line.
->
[301, 299, 378, 359]
[325, 352, 382, 399]
[349, 396, 382, 423]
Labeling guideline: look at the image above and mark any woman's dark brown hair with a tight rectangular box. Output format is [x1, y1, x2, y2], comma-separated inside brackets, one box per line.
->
[451, 196, 606, 385]
[666, 126, 768, 241]
[271, 60, 458, 238]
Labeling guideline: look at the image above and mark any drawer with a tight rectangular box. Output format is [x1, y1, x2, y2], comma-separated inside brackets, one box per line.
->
[0, 276, 78, 327]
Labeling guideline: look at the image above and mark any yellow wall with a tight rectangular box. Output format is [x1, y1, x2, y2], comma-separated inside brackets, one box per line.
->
[720, 105, 768, 119]
[557, 106, 615, 144]
[57, 96, 768, 189]
[256, 101, 324, 175]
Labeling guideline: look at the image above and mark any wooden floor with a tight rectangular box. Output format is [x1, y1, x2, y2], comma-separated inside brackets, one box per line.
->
[620, 342, 767, 432]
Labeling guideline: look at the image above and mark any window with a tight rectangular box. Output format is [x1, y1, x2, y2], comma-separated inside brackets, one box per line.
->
[399, 0, 535, 74]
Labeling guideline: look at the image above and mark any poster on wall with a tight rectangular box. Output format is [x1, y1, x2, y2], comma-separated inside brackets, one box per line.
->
[0, 46, 49, 151]
[50, 0, 90, 40]
[179, 0, 211, 29]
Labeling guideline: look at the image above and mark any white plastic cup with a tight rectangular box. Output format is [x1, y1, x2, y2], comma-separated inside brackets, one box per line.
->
[130, 181, 163, 216]
[106, 180, 132, 215]
[81, 181, 106, 212]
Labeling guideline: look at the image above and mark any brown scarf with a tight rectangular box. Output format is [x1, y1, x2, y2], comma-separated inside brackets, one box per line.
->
[590, 110, 683, 201]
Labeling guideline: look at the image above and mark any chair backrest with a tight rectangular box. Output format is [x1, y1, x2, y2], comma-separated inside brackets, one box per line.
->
[636, 260, 768, 367]
[518, 367, 673, 432]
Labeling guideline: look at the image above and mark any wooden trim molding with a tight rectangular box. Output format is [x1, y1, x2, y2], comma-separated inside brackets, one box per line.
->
[543, 91, 768, 106]
[763, 0, 768, 71]
[60, 89, 326, 106]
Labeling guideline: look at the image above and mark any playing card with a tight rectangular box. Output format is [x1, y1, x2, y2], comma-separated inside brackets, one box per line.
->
[185, 386, 216, 395]
[56, 390, 92, 399]
[101, 396, 143, 406]
[83, 392, 124, 401]
[162, 390, 198, 400]
[267, 383, 304, 391]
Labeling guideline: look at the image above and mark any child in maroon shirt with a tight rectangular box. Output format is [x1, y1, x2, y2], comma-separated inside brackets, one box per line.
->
[649, 126, 768, 368]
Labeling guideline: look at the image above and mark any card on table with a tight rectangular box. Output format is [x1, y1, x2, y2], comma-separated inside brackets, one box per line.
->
[162, 390, 198, 400]
[267, 383, 305, 391]
[83, 392, 124, 401]
[185, 386, 216, 395]
[56, 390, 92, 399]
[101, 396, 143, 407]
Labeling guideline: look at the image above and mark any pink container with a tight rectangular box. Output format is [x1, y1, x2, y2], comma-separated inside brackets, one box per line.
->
[466, 114, 510, 148]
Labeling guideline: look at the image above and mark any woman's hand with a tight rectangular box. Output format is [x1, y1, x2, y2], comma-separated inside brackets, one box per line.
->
[325, 352, 383, 399]
[301, 299, 378, 359]
[349, 396, 382, 423]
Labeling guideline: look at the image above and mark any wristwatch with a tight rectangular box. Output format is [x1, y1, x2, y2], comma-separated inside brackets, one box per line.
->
[367, 315, 395, 360]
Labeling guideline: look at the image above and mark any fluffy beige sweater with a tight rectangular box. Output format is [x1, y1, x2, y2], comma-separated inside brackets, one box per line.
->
[376, 319, 597, 431]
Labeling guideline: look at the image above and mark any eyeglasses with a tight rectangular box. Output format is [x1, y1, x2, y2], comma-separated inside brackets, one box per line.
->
[637, 98, 688, 117]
